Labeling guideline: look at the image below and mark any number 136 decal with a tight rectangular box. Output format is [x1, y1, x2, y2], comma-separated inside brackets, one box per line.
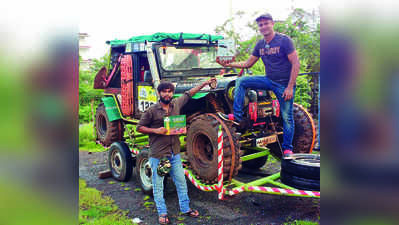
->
[139, 100, 155, 112]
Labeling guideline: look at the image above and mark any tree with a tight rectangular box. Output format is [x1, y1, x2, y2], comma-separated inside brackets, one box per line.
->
[79, 54, 105, 124]
[214, 9, 320, 109]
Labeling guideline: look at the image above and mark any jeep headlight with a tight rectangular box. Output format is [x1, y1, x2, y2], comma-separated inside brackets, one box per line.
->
[227, 87, 257, 107]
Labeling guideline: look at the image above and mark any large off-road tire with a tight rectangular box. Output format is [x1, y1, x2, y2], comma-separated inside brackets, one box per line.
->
[268, 103, 316, 158]
[95, 103, 124, 147]
[135, 149, 153, 195]
[186, 114, 241, 184]
[242, 149, 268, 170]
[108, 142, 133, 182]
[281, 154, 320, 190]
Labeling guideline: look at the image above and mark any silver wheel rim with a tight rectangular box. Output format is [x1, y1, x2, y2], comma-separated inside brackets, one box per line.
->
[291, 154, 320, 167]
[140, 159, 152, 189]
[111, 150, 123, 175]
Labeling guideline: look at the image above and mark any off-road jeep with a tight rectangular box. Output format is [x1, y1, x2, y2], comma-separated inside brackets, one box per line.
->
[93, 32, 315, 185]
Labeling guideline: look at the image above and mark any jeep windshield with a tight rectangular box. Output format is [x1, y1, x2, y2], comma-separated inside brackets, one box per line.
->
[158, 45, 222, 72]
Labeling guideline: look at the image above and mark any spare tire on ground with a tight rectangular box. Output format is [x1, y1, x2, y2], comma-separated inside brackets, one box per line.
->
[280, 153, 320, 191]
[280, 170, 320, 191]
[281, 154, 320, 179]
[95, 103, 125, 147]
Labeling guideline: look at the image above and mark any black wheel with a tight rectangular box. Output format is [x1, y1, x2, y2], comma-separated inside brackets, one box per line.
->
[280, 170, 320, 191]
[135, 149, 153, 195]
[95, 103, 125, 147]
[186, 114, 241, 184]
[281, 154, 320, 179]
[268, 103, 316, 158]
[242, 149, 268, 169]
[108, 142, 133, 182]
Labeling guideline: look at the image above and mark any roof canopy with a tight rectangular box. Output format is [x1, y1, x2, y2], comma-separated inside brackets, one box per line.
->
[107, 32, 223, 46]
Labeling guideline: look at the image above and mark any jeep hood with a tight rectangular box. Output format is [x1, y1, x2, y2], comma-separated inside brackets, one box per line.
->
[172, 76, 236, 95]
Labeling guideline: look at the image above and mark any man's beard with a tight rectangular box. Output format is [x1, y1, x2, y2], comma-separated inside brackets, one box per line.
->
[160, 96, 171, 104]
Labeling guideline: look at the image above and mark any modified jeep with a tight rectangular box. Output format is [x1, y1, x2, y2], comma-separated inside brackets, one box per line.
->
[93, 32, 317, 191]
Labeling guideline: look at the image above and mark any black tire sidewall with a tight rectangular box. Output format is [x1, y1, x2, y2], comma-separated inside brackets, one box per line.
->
[108, 142, 133, 182]
[95, 103, 124, 147]
[281, 157, 320, 179]
[186, 117, 219, 181]
[280, 170, 320, 191]
[135, 149, 153, 195]
[267, 103, 315, 159]
[96, 104, 109, 140]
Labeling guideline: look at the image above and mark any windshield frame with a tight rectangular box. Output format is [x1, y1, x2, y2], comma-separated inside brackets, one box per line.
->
[154, 43, 223, 77]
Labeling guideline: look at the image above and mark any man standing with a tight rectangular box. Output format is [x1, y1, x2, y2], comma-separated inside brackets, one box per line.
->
[136, 78, 216, 224]
[217, 13, 300, 159]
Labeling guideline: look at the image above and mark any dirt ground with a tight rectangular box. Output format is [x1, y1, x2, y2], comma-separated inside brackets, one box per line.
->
[79, 151, 320, 225]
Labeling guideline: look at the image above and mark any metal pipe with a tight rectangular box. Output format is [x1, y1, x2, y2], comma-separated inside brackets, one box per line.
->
[241, 151, 268, 161]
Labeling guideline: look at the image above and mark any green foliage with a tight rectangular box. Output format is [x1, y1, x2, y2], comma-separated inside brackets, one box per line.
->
[79, 179, 134, 225]
[90, 51, 111, 74]
[215, 9, 319, 109]
[294, 75, 312, 108]
[79, 54, 108, 124]
[79, 123, 105, 152]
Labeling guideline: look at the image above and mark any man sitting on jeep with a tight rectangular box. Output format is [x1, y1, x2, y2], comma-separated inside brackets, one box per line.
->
[217, 13, 300, 160]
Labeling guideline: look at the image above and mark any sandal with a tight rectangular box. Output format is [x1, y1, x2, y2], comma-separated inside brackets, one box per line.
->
[159, 214, 169, 224]
[184, 209, 199, 218]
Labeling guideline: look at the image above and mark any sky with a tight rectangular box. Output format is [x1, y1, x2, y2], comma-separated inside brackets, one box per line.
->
[78, 0, 319, 59]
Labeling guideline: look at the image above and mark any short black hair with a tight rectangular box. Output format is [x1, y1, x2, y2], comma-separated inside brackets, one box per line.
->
[255, 13, 273, 22]
[157, 81, 175, 93]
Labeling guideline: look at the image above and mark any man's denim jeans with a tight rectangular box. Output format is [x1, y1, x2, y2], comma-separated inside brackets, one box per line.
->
[149, 153, 190, 216]
[233, 75, 295, 150]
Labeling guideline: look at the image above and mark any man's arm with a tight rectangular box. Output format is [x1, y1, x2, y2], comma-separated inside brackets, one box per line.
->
[136, 126, 167, 135]
[217, 55, 259, 69]
[173, 78, 217, 110]
[188, 78, 217, 96]
[282, 50, 300, 100]
[136, 110, 167, 135]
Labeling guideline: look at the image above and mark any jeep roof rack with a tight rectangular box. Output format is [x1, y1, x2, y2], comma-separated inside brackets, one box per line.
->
[106, 32, 224, 47]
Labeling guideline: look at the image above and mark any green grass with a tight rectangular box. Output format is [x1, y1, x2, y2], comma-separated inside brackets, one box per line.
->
[79, 179, 135, 225]
[0, 181, 75, 225]
[79, 123, 106, 152]
[284, 220, 318, 225]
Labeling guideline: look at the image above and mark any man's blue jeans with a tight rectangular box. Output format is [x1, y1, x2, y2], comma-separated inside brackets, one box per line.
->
[149, 153, 190, 216]
[234, 75, 295, 150]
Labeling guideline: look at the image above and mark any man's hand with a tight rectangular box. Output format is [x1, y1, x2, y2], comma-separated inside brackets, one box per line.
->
[154, 127, 168, 135]
[203, 77, 217, 86]
[216, 57, 232, 67]
[282, 87, 294, 101]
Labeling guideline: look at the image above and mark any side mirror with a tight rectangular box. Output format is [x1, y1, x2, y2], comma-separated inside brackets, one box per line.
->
[144, 70, 153, 83]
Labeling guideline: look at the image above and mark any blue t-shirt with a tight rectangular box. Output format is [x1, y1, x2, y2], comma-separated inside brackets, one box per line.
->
[252, 33, 295, 86]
